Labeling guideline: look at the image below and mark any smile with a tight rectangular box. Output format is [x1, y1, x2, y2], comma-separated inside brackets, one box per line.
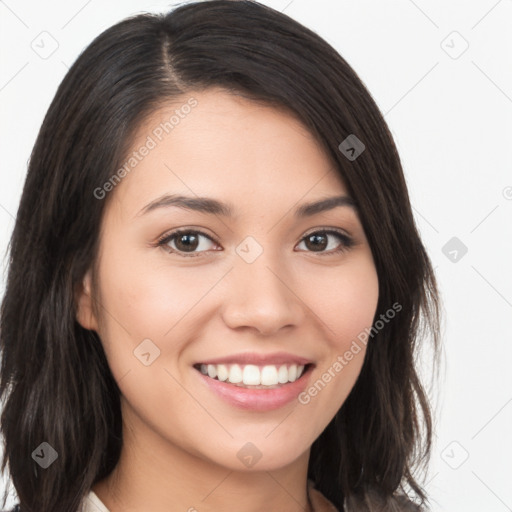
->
[194, 363, 310, 388]
[193, 354, 315, 411]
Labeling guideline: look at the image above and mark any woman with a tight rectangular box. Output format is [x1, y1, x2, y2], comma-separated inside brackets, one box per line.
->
[0, 1, 441, 511]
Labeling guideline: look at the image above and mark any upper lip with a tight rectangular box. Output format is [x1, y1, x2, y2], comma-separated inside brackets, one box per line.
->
[195, 352, 313, 366]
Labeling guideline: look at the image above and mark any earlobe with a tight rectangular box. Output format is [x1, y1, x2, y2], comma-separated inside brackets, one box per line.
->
[75, 269, 99, 331]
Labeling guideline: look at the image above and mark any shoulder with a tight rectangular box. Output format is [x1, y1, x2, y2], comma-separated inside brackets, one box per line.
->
[307, 479, 340, 511]
[346, 493, 425, 512]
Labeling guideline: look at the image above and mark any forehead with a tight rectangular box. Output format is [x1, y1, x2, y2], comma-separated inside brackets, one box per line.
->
[108, 88, 348, 217]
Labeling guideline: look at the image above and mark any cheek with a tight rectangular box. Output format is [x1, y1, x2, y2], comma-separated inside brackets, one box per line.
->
[302, 254, 379, 348]
[295, 255, 378, 424]
[92, 248, 210, 430]
[92, 241, 233, 388]
[96, 246, 218, 340]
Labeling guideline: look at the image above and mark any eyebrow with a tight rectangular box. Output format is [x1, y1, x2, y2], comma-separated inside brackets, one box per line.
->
[137, 193, 357, 218]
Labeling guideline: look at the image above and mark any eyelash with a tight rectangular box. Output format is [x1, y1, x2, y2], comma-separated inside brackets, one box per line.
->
[155, 228, 354, 258]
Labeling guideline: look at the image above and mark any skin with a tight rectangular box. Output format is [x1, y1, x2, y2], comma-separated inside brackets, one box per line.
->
[76, 88, 379, 512]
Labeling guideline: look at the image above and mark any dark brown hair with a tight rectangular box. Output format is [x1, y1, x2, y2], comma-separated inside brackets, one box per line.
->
[0, 1, 441, 511]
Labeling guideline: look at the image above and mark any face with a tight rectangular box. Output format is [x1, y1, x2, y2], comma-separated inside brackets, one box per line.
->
[77, 88, 379, 472]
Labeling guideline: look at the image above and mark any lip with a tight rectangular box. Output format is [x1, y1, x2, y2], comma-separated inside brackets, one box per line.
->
[194, 363, 315, 412]
[194, 351, 313, 366]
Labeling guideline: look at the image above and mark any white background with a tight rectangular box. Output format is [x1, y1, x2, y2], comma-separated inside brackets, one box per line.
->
[1, 0, 511, 510]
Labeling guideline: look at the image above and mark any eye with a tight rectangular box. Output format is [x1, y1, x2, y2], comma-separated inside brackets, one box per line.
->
[296, 229, 354, 256]
[156, 229, 219, 258]
[155, 228, 354, 258]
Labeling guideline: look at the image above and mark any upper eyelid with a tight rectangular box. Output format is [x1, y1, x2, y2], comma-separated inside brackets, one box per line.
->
[301, 227, 352, 239]
[157, 228, 217, 245]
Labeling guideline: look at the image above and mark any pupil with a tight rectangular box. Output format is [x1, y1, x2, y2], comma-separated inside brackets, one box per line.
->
[177, 233, 198, 251]
[307, 233, 327, 251]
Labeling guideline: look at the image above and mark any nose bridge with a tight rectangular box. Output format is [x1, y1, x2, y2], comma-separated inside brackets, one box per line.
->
[221, 235, 303, 334]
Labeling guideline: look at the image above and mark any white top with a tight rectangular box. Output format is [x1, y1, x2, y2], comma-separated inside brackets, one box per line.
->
[81, 490, 110, 512]
[80, 483, 342, 511]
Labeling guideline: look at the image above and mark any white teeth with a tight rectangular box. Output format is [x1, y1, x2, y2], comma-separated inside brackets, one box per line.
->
[261, 365, 279, 386]
[207, 364, 217, 379]
[288, 364, 297, 382]
[217, 364, 229, 381]
[243, 365, 261, 385]
[198, 362, 308, 386]
[228, 364, 243, 383]
[277, 364, 288, 383]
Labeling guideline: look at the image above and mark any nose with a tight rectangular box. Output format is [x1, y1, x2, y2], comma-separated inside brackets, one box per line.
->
[220, 249, 304, 336]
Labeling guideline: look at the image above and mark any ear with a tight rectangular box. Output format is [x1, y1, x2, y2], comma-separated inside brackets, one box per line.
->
[75, 269, 99, 331]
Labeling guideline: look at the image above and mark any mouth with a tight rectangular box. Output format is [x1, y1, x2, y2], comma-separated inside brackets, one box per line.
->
[192, 352, 316, 410]
[193, 362, 314, 389]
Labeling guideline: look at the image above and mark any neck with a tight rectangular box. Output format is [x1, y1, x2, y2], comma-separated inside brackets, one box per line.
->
[92, 402, 314, 512]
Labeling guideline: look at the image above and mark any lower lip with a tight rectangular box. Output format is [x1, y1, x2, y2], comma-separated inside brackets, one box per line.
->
[195, 366, 313, 411]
